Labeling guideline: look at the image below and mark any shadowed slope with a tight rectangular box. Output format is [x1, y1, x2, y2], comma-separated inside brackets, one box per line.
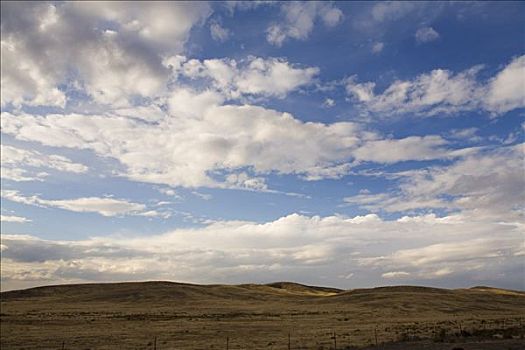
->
[0, 281, 343, 304]
[1, 281, 523, 309]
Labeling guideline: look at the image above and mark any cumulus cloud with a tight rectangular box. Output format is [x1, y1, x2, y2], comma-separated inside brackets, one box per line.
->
[1, 190, 168, 218]
[415, 26, 440, 43]
[346, 55, 525, 117]
[485, 55, 525, 114]
[169, 56, 320, 99]
[0, 106, 356, 187]
[1, 144, 87, 182]
[225, 172, 268, 191]
[266, 1, 343, 46]
[1, 212, 522, 290]
[0, 1, 211, 107]
[1, 101, 468, 189]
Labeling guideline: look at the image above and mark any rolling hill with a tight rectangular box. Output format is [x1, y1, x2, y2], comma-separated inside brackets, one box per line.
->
[1, 282, 524, 349]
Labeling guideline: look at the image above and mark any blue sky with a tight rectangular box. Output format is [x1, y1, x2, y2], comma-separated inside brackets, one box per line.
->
[1, 1, 524, 291]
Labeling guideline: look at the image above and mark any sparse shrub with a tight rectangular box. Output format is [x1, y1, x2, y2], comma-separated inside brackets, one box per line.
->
[433, 328, 447, 342]
[397, 332, 409, 342]
[460, 330, 471, 337]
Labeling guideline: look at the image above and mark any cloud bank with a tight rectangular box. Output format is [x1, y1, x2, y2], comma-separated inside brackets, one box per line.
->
[2, 212, 522, 291]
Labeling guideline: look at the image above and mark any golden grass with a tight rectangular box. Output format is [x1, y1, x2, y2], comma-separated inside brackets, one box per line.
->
[1, 282, 524, 349]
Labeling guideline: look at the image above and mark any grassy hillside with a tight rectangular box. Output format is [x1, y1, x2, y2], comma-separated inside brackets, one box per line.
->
[1, 282, 524, 349]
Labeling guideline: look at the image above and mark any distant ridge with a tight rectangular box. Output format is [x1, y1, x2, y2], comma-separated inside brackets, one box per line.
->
[1, 281, 344, 301]
[2, 281, 523, 302]
[264, 281, 342, 295]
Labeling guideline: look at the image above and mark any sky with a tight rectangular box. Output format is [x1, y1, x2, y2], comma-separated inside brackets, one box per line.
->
[0, 1, 524, 292]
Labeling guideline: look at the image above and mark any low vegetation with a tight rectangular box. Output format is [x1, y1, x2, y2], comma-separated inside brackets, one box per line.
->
[1, 282, 524, 349]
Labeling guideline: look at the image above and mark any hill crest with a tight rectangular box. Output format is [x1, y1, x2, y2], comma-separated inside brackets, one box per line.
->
[2, 281, 523, 302]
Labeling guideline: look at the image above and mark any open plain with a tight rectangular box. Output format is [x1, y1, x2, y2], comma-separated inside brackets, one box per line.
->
[1, 282, 524, 349]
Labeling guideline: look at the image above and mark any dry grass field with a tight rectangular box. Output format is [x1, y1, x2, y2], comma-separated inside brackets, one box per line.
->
[1, 282, 524, 349]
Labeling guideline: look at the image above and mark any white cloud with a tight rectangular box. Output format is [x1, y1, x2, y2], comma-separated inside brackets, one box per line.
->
[344, 192, 391, 207]
[371, 2, 420, 22]
[323, 98, 335, 107]
[0, 190, 167, 218]
[346, 77, 376, 102]
[382, 271, 410, 279]
[0, 37, 66, 107]
[340, 272, 354, 279]
[0, 105, 358, 188]
[354, 1, 445, 34]
[415, 26, 440, 43]
[346, 55, 525, 117]
[2, 92, 479, 190]
[71, 2, 211, 51]
[168, 88, 225, 118]
[266, 2, 343, 47]
[346, 66, 483, 116]
[44, 198, 145, 217]
[157, 187, 179, 197]
[0, 168, 47, 182]
[171, 56, 320, 99]
[371, 42, 384, 54]
[363, 238, 518, 280]
[1, 144, 88, 182]
[344, 144, 524, 220]
[2, 103, 467, 189]
[1, 211, 522, 290]
[224, 1, 276, 14]
[210, 21, 230, 42]
[0, 1, 211, 107]
[1, 215, 31, 223]
[485, 55, 525, 114]
[397, 144, 524, 219]
[448, 127, 480, 142]
[225, 172, 268, 191]
[233, 57, 319, 98]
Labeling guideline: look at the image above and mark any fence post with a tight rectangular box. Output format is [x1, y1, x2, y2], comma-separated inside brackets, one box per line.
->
[374, 325, 378, 346]
[333, 331, 337, 350]
[226, 336, 229, 350]
[154, 336, 157, 350]
[61, 341, 65, 350]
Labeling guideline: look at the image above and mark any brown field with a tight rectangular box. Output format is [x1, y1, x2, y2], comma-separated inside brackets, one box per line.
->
[1, 282, 524, 349]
